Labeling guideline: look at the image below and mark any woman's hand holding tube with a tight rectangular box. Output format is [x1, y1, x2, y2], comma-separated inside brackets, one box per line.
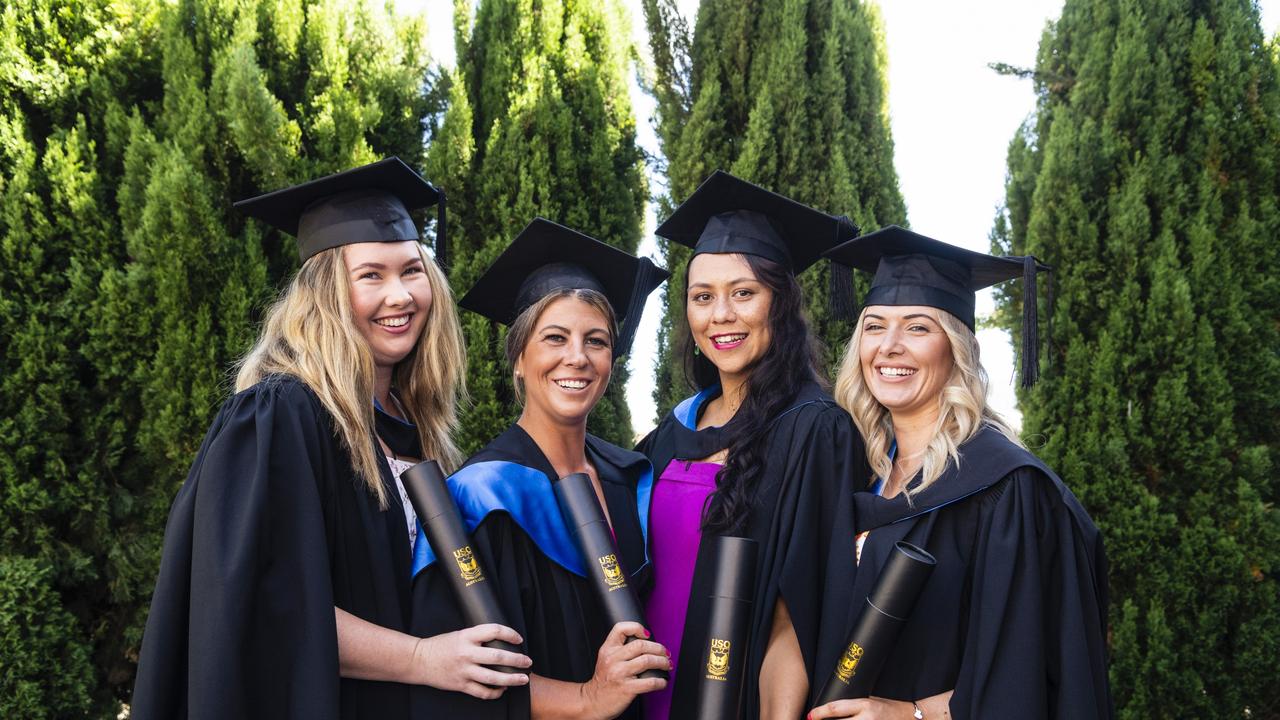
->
[578, 622, 670, 718]
[528, 622, 669, 719]
[807, 698, 914, 719]
[808, 690, 953, 720]
[335, 609, 530, 699]
[412, 623, 533, 699]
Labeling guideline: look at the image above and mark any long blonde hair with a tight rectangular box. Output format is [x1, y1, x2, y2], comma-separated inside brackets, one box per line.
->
[834, 307, 1020, 496]
[235, 243, 466, 507]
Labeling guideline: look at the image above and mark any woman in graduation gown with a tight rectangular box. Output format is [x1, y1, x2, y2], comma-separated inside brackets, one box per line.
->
[409, 218, 672, 720]
[636, 171, 866, 720]
[131, 158, 531, 720]
[808, 226, 1112, 720]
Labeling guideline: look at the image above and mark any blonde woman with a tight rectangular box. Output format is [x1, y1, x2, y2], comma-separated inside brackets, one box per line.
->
[132, 159, 530, 720]
[808, 226, 1112, 720]
[409, 219, 670, 720]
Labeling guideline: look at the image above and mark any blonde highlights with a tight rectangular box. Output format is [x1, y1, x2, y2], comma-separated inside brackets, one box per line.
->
[235, 244, 466, 507]
[834, 307, 1020, 496]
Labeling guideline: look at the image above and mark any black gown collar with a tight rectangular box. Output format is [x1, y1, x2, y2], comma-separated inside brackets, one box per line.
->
[373, 395, 422, 458]
[665, 379, 833, 460]
[853, 425, 1049, 532]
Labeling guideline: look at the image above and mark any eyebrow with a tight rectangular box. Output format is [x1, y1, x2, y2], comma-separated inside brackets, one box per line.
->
[688, 277, 758, 289]
[863, 313, 938, 322]
[541, 324, 611, 337]
[349, 258, 424, 273]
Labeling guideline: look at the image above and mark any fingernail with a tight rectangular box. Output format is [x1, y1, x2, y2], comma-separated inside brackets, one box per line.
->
[644, 629, 651, 638]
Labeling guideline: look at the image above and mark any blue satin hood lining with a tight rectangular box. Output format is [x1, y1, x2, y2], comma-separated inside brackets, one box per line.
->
[410, 459, 654, 579]
[674, 385, 720, 429]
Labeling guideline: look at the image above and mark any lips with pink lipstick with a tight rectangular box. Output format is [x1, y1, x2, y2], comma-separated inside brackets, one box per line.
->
[373, 312, 414, 334]
[710, 332, 747, 350]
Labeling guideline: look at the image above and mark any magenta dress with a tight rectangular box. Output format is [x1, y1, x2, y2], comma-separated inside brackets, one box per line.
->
[643, 459, 720, 720]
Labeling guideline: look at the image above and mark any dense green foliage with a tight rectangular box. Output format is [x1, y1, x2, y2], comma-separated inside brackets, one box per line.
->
[642, 0, 906, 412]
[992, 0, 1280, 715]
[0, 0, 437, 713]
[426, 0, 646, 451]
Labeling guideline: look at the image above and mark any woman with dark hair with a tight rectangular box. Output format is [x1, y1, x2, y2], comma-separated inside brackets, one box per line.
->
[409, 218, 672, 720]
[637, 172, 866, 720]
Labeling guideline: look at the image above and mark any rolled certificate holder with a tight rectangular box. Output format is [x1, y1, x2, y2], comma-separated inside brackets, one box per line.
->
[692, 535, 758, 720]
[815, 541, 936, 705]
[402, 460, 520, 674]
[552, 472, 668, 680]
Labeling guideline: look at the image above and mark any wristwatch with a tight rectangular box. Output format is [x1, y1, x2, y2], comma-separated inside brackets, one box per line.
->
[912, 701, 924, 719]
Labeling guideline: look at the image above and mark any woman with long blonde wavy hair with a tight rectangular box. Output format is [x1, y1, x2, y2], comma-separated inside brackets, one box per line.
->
[808, 226, 1112, 720]
[132, 159, 531, 720]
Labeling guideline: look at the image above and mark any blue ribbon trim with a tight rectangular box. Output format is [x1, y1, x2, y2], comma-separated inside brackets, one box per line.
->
[674, 385, 720, 429]
[411, 460, 585, 578]
[635, 462, 653, 559]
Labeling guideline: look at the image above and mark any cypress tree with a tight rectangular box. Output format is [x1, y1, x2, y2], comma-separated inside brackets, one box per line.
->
[992, 1, 1280, 716]
[426, 0, 647, 452]
[0, 0, 438, 713]
[642, 0, 906, 413]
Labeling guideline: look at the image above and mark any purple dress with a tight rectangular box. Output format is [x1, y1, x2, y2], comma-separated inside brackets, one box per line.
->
[643, 460, 720, 720]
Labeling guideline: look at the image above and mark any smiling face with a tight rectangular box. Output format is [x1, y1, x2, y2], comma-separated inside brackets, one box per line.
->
[345, 241, 432, 371]
[515, 295, 613, 427]
[858, 305, 956, 421]
[686, 253, 773, 385]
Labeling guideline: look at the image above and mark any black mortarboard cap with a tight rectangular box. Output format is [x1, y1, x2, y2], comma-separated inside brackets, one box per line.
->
[460, 218, 670, 358]
[824, 225, 1050, 387]
[655, 170, 860, 275]
[233, 157, 448, 264]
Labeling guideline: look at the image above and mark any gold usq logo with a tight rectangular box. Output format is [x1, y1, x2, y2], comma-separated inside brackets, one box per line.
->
[706, 638, 730, 680]
[454, 546, 484, 586]
[598, 553, 626, 590]
[835, 641, 864, 683]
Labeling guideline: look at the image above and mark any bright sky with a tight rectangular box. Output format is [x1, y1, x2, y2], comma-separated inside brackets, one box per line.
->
[416, 0, 1279, 437]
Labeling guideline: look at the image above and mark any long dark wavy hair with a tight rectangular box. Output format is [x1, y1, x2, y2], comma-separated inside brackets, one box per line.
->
[679, 253, 826, 534]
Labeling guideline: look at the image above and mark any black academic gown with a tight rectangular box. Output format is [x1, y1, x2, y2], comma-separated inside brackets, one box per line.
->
[132, 375, 419, 720]
[409, 424, 653, 720]
[815, 425, 1113, 719]
[637, 381, 865, 720]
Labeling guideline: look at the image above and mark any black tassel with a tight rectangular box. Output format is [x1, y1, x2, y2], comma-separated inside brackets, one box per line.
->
[1020, 255, 1040, 388]
[829, 263, 856, 321]
[828, 215, 861, 321]
[435, 189, 448, 270]
[616, 257, 664, 359]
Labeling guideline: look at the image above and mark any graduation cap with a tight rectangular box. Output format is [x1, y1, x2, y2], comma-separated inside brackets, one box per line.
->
[460, 218, 670, 358]
[233, 157, 449, 264]
[824, 225, 1050, 387]
[655, 170, 860, 275]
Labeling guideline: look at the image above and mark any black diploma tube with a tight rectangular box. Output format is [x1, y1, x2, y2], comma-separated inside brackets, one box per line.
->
[401, 460, 520, 674]
[692, 535, 758, 720]
[552, 472, 668, 680]
[816, 541, 936, 705]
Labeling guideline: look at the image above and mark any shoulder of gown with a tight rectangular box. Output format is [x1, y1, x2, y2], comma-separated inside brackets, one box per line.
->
[951, 464, 1113, 720]
[132, 375, 350, 720]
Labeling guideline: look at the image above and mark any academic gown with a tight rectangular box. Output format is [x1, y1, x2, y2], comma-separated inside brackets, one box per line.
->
[636, 381, 864, 720]
[409, 424, 653, 720]
[815, 425, 1113, 719]
[132, 375, 421, 720]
